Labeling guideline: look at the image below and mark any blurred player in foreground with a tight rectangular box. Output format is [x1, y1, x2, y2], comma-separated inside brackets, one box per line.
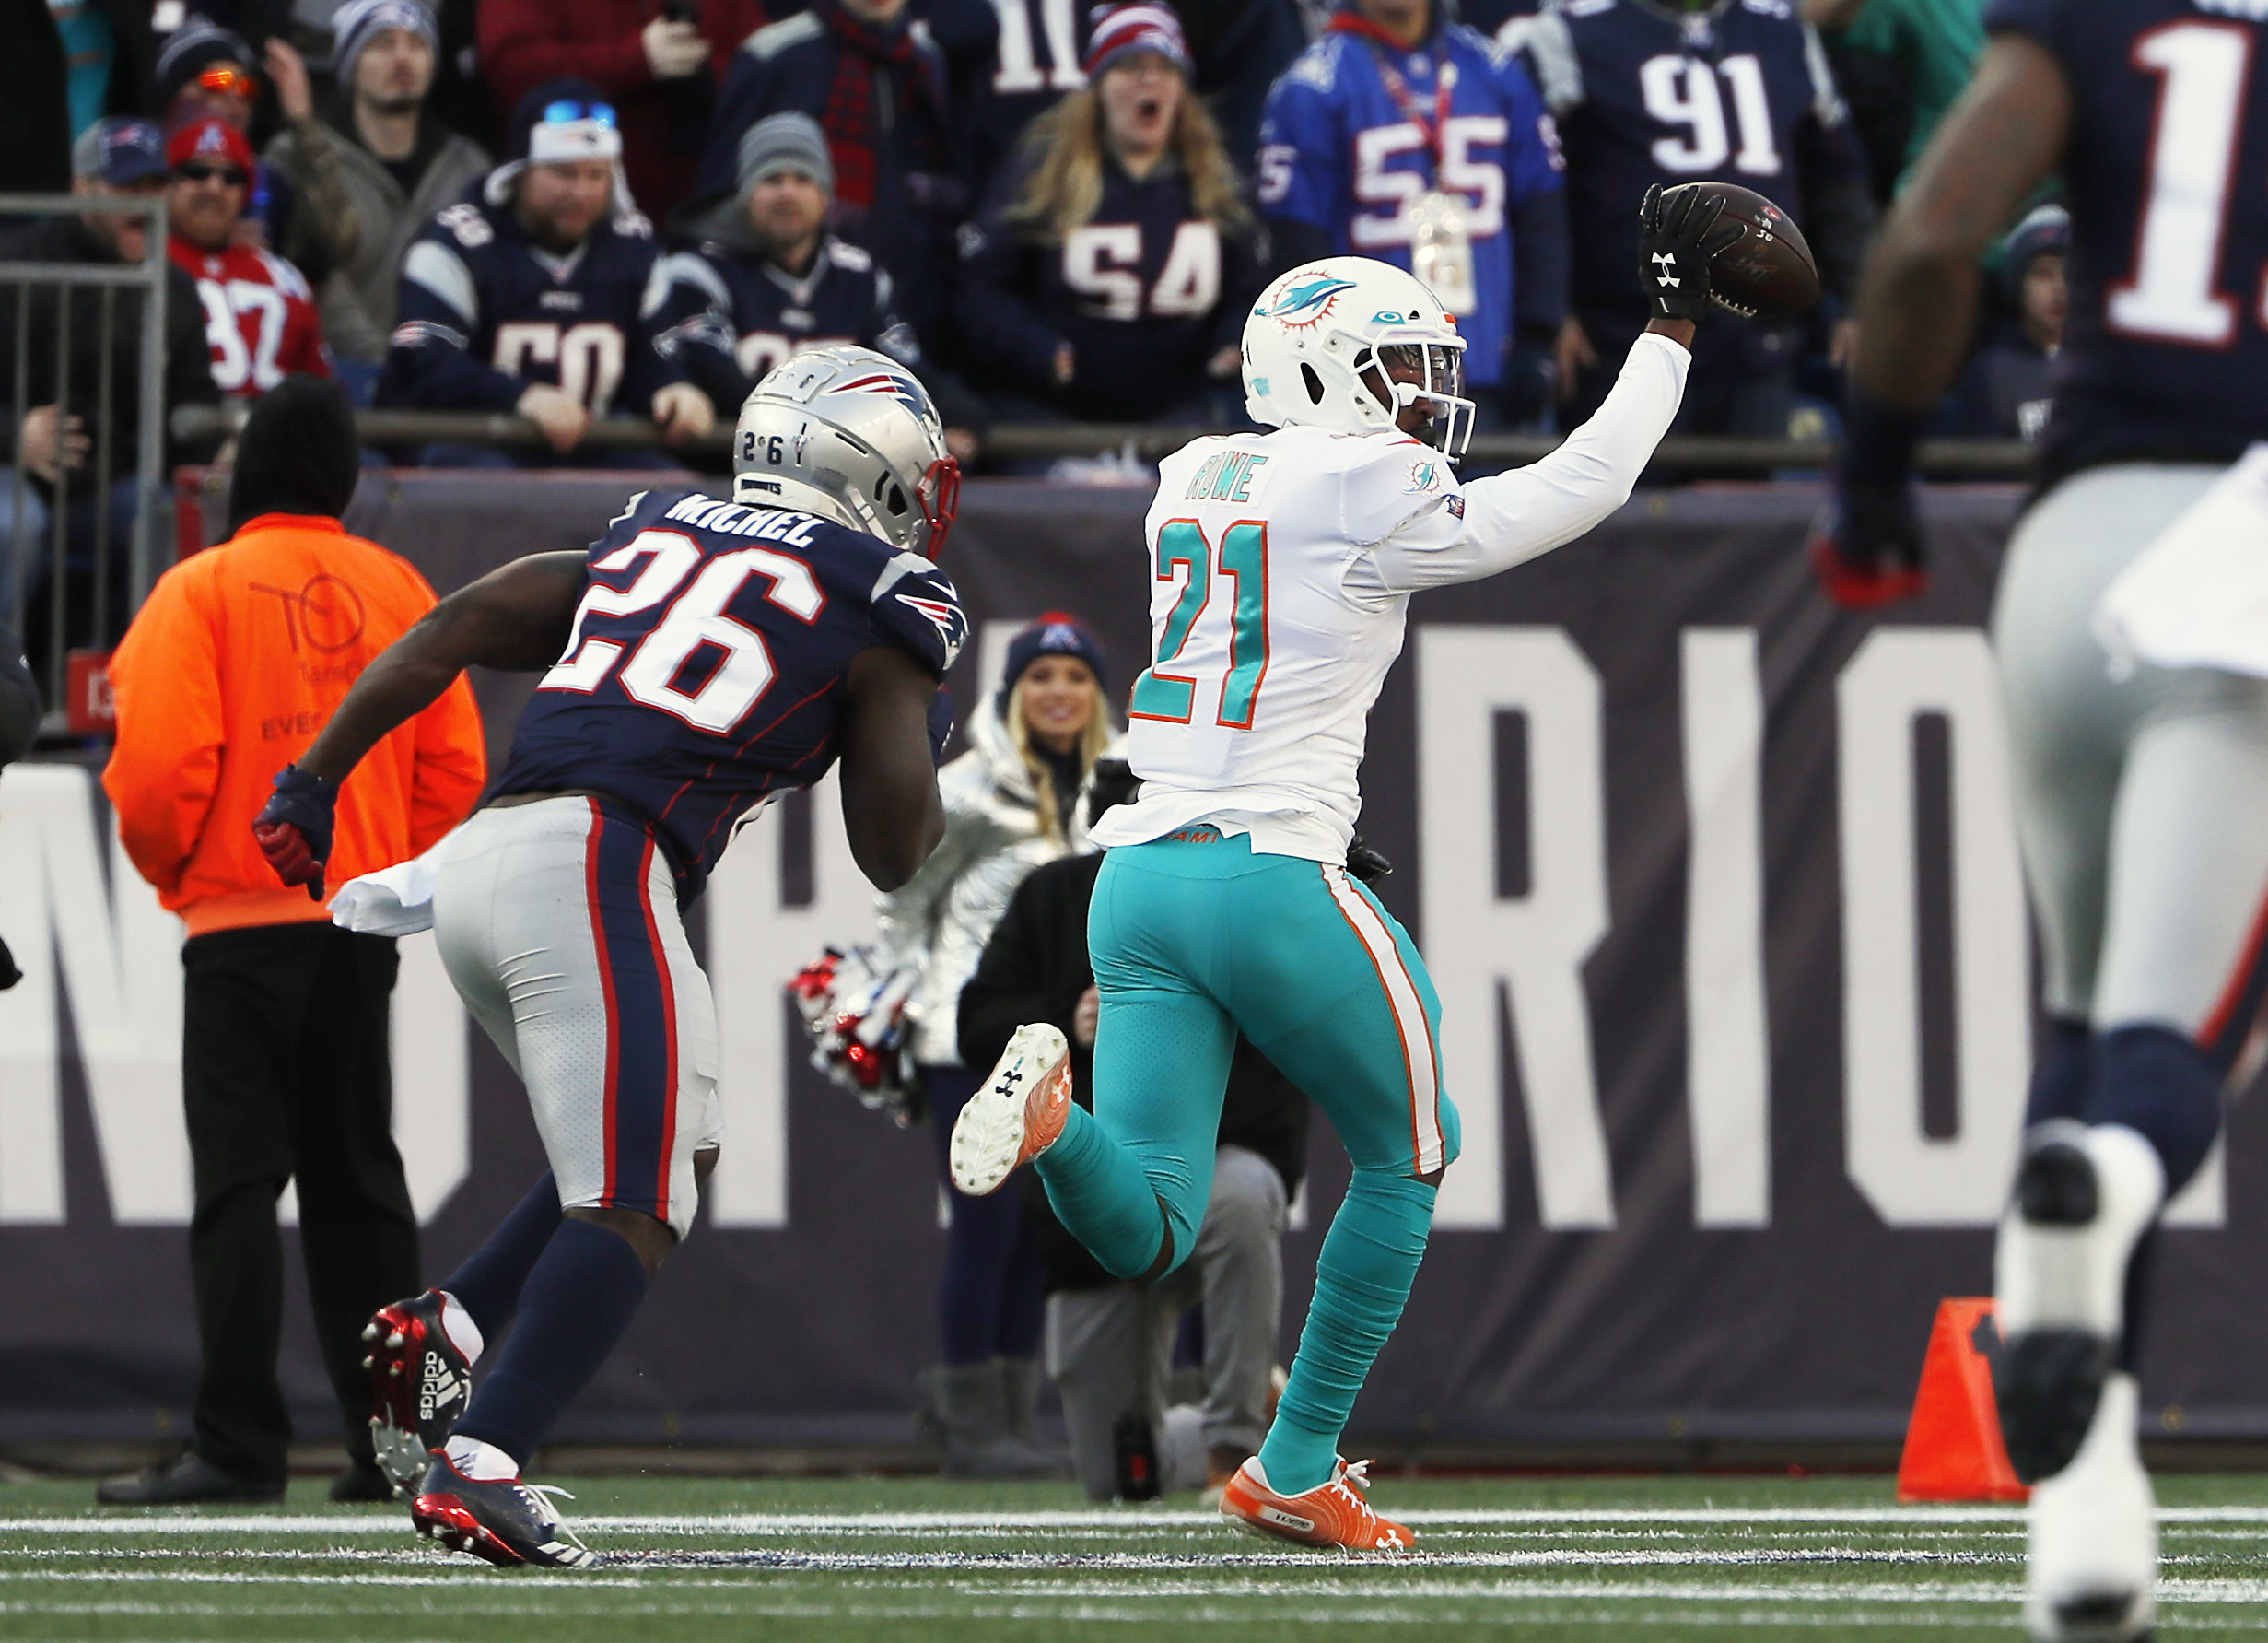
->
[949, 193, 1734, 1550]
[1819, 6, 2268, 1637]
[252, 346, 966, 1567]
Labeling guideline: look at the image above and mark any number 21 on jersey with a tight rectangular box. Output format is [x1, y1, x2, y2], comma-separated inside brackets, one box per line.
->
[1129, 519, 1270, 729]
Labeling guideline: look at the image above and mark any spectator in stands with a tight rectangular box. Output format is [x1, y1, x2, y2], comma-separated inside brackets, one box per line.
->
[1, 120, 219, 656]
[378, 80, 714, 467]
[1516, 0, 1875, 436]
[697, 0, 964, 358]
[1257, 0, 1570, 427]
[0, 620, 29, 991]
[1939, 204, 2065, 445]
[959, 760, 1308, 1503]
[655, 114, 927, 419]
[265, 0, 490, 400]
[169, 117, 335, 398]
[876, 615, 1117, 1479]
[957, 3, 1264, 427]
[479, 0, 766, 226]
[95, 375, 486, 1508]
[155, 18, 357, 277]
[1803, 0, 1979, 195]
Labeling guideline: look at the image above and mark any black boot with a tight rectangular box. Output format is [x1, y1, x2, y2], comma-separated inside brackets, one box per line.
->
[97, 1451, 286, 1506]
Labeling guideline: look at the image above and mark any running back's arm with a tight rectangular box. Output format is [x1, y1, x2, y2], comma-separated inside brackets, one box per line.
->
[1356, 328, 1691, 596]
[1849, 34, 2071, 411]
[295, 551, 588, 785]
[838, 643, 948, 892]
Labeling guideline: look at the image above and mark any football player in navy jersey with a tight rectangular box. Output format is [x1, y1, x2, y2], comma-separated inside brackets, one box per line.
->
[378, 81, 715, 468]
[1257, 0, 1571, 423]
[1827, 5, 2268, 1637]
[957, 4, 1267, 424]
[250, 346, 965, 1566]
[1512, 0, 1874, 433]
[656, 114, 928, 427]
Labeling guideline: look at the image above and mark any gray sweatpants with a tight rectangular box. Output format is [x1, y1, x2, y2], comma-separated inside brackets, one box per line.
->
[1045, 1144, 1286, 1501]
[1993, 464, 2268, 1043]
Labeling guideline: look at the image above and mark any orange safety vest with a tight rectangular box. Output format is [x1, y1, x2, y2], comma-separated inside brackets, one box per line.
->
[102, 512, 487, 936]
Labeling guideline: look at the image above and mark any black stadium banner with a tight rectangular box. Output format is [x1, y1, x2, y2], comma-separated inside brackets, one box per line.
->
[3, 473, 2263, 1451]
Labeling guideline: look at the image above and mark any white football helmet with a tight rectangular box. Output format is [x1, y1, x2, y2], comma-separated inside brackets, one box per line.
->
[733, 345, 962, 557]
[1243, 256, 1474, 459]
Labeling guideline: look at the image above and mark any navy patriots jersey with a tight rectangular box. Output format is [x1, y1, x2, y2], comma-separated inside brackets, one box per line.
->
[496, 487, 967, 895]
[962, 0, 1094, 186]
[650, 237, 920, 418]
[1985, 0, 2268, 480]
[378, 190, 681, 417]
[956, 155, 1266, 419]
[1257, 19, 1563, 387]
[1518, 0, 1858, 308]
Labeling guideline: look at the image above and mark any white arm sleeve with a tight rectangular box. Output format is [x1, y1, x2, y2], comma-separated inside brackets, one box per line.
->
[1350, 332, 1689, 598]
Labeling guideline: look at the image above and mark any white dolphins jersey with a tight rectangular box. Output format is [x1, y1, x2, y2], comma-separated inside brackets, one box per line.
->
[1092, 331, 1691, 862]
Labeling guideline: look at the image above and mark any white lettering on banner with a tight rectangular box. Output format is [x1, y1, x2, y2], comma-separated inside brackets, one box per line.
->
[703, 766, 878, 1227]
[1419, 627, 1614, 1230]
[0, 765, 469, 1227]
[1836, 630, 2028, 1226]
[1681, 629, 1771, 1227]
[0, 765, 189, 1223]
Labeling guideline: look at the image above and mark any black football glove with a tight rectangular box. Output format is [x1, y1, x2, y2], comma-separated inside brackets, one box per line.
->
[1637, 183, 1742, 323]
[1347, 835, 1394, 886]
[0, 931, 18, 992]
[252, 764, 339, 901]
[927, 687, 956, 764]
[1811, 397, 1930, 608]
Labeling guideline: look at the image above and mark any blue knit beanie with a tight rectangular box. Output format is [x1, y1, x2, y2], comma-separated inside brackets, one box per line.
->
[996, 612, 1106, 712]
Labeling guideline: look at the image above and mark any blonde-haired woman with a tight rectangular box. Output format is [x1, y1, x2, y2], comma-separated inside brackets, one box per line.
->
[875, 614, 1116, 1476]
[957, 4, 1266, 425]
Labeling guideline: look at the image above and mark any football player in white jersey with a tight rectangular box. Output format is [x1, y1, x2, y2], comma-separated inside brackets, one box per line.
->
[950, 186, 1736, 1548]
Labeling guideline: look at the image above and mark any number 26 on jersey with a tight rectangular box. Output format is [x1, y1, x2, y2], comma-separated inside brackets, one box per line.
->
[1129, 519, 1271, 729]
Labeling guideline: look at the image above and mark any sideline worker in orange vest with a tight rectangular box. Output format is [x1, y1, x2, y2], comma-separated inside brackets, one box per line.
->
[97, 375, 486, 1507]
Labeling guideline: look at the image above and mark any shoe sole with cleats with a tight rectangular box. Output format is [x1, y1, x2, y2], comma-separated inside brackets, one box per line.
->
[950, 1023, 1072, 1197]
[365, 1297, 471, 1498]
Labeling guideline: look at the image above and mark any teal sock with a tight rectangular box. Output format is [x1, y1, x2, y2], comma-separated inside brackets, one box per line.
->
[1258, 1169, 1436, 1496]
[1033, 1104, 1173, 1279]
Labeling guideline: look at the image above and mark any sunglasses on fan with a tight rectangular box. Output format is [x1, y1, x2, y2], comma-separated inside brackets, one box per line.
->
[175, 162, 250, 186]
[194, 65, 259, 99]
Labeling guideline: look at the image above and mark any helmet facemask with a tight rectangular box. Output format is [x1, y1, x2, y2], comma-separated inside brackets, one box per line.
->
[1359, 339, 1474, 461]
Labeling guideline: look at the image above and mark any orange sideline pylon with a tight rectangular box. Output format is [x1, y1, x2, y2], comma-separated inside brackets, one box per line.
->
[1895, 1297, 2030, 1503]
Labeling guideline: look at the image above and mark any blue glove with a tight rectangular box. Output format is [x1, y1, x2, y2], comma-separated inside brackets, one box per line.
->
[928, 688, 955, 764]
[252, 765, 339, 900]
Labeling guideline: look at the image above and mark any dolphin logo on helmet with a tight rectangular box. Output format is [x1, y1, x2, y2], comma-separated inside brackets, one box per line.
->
[1261, 275, 1360, 328]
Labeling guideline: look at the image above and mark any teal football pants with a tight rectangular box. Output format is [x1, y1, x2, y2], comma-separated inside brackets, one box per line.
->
[1032, 832, 1460, 1495]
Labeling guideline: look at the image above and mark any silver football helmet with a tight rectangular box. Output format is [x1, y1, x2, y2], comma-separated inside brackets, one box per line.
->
[732, 345, 962, 557]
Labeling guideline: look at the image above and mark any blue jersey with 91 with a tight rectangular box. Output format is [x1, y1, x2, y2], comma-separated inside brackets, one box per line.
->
[1257, 22, 1563, 386]
[495, 487, 966, 895]
[1984, 0, 2268, 483]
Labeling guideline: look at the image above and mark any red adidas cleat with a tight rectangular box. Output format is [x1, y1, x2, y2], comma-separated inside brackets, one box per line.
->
[410, 1453, 597, 1569]
[364, 1291, 473, 1498]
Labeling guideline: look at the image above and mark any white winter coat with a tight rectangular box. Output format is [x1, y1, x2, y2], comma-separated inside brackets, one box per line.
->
[873, 698, 1105, 1067]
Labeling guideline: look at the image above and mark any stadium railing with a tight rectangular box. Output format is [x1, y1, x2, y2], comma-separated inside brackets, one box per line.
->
[169, 403, 2039, 479]
[1, 194, 171, 733]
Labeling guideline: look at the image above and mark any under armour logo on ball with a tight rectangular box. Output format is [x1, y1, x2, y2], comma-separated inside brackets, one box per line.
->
[1652, 252, 1680, 287]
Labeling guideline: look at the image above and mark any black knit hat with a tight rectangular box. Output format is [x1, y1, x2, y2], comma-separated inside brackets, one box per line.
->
[226, 375, 361, 534]
[994, 611, 1106, 714]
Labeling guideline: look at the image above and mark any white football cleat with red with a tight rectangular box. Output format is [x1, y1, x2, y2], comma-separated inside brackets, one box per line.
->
[949, 1022, 1072, 1196]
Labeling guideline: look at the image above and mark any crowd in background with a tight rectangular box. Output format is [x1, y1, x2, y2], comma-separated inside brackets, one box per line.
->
[1, 0, 2061, 673]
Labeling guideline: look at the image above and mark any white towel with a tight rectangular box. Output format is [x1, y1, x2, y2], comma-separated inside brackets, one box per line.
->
[2097, 445, 2268, 680]
[330, 833, 455, 937]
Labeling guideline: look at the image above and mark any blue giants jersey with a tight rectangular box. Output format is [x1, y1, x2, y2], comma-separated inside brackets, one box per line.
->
[379, 190, 681, 417]
[1984, 0, 2268, 480]
[496, 488, 967, 895]
[1517, 0, 1851, 310]
[1257, 21, 1564, 385]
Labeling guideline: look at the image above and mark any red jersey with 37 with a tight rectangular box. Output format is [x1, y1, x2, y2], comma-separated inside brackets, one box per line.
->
[168, 237, 334, 398]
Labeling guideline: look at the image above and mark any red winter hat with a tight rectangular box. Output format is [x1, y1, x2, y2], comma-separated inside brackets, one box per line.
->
[166, 117, 255, 174]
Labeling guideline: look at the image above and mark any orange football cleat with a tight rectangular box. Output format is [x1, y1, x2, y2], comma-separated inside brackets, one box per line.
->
[1220, 1456, 1415, 1551]
[949, 1022, 1073, 1196]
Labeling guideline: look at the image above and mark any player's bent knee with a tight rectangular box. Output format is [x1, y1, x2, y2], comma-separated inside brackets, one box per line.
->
[567, 1203, 677, 1277]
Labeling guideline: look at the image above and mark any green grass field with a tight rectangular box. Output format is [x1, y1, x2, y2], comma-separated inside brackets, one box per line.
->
[6, 1471, 2267, 1641]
